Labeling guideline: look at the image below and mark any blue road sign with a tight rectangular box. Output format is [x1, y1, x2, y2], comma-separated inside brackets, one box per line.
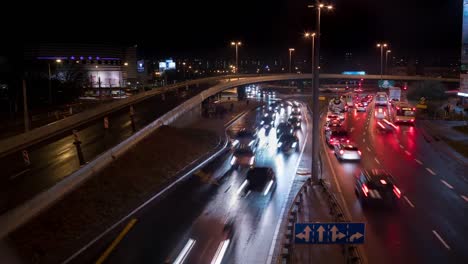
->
[294, 222, 365, 244]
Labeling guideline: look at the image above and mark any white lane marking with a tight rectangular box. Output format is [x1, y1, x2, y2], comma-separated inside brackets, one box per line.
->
[414, 159, 423, 165]
[363, 138, 366, 143]
[374, 158, 380, 164]
[211, 239, 230, 264]
[174, 238, 196, 264]
[399, 144, 404, 149]
[245, 190, 251, 198]
[9, 169, 30, 180]
[426, 168, 436, 176]
[367, 147, 371, 152]
[404, 150, 411, 155]
[440, 180, 454, 189]
[432, 230, 451, 250]
[267, 107, 309, 264]
[403, 196, 415, 208]
[461, 195, 468, 202]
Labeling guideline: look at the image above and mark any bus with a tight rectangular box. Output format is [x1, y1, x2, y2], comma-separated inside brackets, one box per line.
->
[375, 92, 388, 106]
[390, 102, 416, 125]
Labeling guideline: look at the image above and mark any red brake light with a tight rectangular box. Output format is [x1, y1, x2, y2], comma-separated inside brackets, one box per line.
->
[346, 139, 350, 143]
[393, 186, 401, 198]
[362, 184, 369, 197]
[396, 107, 400, 110]
[339, 150, 344, 155]
[410, 119, 414, 122]
[412, 108, 416, 111]
[358, 150, 362, 155]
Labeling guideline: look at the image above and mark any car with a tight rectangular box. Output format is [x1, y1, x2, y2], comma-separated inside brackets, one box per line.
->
[277, 134, 299, 153]
[356, 103, 366, 112]
[334, 143, 361, 161]
[360, 98, 369, 106]
[231, 148, 255, 169]
[291, 106, 301, 116]
[354, 169, 401, 207]
[238, 167, 276, 196]
[374, 106, 387, 119]
[263, 110, 277, 120]
[260, 116, 275, 128]
[325, 129, 349, 146]
[276, 122, 294, 138]
[324, 120, 342, 132]
[326, 112, 340, 122]
[288, 116, 302, 129]
[232, 128, 259, 150]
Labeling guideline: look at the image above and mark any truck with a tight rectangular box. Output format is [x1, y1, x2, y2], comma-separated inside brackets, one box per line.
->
[388, 87, 401, 103]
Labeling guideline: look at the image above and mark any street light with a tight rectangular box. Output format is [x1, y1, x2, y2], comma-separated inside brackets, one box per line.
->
[231, 41, 242, 74]
[48, 59, 62, 105]
[385, 50, 392, 75]
[376, 43, 388, 79]
[305, 32, 316, 73]
[288, 48, 295, 73]
[308, 1, 333, 183]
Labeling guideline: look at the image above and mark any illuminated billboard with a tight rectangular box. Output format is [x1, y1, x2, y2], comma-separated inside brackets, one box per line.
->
[463, 1, 468, 63]
[462, 1, 468, 93]
[159, 59, 176, 72]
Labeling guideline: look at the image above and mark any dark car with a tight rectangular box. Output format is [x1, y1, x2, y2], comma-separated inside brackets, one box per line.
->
[232, 128, 259, 150]
[238, 167, 276, 196]
[325, 129, 349, 146]
[260, 116, 275, 128]
[231, 148, 255, 169]
[324, 119, 342, 132]
[277, 134, 299, 153]
[354, 169, 401, 207]
[288, 116, 302, 129]
[276, 122, 294, 138]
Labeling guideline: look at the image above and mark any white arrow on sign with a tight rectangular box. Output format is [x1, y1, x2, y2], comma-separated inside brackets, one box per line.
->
[296, 225, 312, 242]
[330, 226, 346, 242]
[317, 225, 325, 242]
[350, 232, 363, 242]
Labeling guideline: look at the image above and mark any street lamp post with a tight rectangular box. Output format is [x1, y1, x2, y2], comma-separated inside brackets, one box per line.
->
[385, 50, 392, 75]
[231, 41, 241, 74]
[305, 32, 316, 73]
[376, 43, 388, 80]
[48, 59, 62, 105]
[288, 48, 295, 73]
[308, 1, 333, 183]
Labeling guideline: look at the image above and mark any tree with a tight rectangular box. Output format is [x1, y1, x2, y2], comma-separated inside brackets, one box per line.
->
[407, 81, 447, 101]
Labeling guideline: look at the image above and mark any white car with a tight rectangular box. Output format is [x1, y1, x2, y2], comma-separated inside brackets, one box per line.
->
[356, 103, 366, 112]
[334, 143, 361, 161]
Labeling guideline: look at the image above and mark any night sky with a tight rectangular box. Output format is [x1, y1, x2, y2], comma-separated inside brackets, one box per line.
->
[8, 0, 464, 62]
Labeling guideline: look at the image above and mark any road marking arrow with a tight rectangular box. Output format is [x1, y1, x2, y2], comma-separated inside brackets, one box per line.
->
[296, 225, 312, 242]
[330, 226, 346, 242]
[317, 225, 325, 242]
[349, 232, 363, 242]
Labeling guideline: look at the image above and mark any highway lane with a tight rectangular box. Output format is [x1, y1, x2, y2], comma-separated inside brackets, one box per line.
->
[322, 100, 468, 264]
[67, 99, 310, 264]
[0, 82, 218, 214]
